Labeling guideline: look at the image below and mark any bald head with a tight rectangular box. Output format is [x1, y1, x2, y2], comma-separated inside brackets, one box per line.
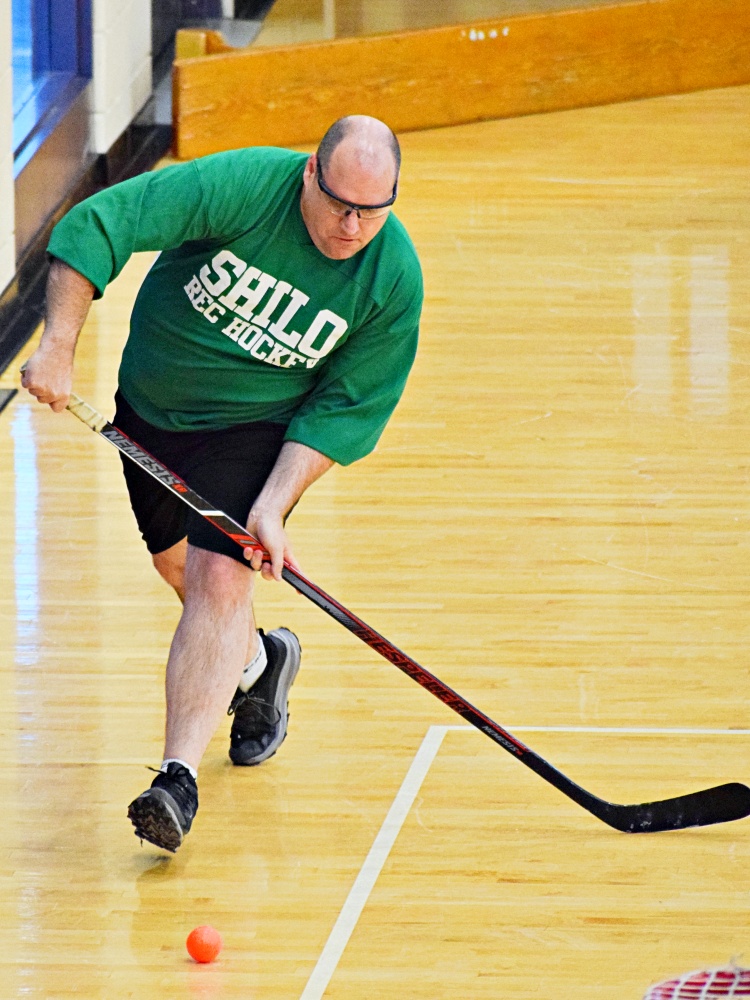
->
[300, 115, 400, 260]
[317, 115, 400, 187]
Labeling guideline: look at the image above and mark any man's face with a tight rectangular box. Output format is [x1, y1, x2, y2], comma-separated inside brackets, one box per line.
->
[300, 151, 396, 260]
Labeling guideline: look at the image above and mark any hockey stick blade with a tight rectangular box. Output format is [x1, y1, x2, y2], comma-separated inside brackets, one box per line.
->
[604, 782, 750, 833]
[65, 393, 750, 833]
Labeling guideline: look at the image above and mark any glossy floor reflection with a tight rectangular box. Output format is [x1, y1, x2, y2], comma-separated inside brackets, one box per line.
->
[1, 83, 749, 998]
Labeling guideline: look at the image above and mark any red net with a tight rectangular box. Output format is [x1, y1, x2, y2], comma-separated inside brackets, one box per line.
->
[644, 968, 750, 999]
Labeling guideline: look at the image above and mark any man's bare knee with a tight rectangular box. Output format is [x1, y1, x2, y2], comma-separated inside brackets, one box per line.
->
[183, 546, 255, 611]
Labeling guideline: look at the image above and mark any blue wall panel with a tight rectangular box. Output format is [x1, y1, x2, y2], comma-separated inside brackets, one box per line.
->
[12, 0, 93, 166]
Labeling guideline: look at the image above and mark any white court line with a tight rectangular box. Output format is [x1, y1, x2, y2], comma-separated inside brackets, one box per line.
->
[442, 725, 750, 735]
[298, 722, 750, 999]
[299, 725, 448, 1000]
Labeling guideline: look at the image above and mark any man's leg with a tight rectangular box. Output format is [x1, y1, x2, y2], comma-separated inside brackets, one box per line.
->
[128, 544, 257, 852]
[149, 538, 298, 769]
[152, 538, 261, 665]
[152, 538, 187, 603]
[163, 544, 256, 769]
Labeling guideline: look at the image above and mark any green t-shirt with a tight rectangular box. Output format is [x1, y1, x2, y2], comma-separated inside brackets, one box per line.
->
[47, 147, 423, 465]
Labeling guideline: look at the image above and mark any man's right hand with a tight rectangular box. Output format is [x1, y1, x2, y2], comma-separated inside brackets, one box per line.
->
[21, 348, 74, 412]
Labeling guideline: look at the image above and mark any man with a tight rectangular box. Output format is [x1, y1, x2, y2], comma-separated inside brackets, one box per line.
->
[21, 115, 422, 853]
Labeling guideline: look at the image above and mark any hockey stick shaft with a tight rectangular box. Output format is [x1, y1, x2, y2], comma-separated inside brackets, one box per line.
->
[66, 393, 750, 833]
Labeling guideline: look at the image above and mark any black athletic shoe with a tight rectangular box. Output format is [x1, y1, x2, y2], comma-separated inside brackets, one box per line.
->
[228, 627, 301, 766]
[127, 763, 198, 853]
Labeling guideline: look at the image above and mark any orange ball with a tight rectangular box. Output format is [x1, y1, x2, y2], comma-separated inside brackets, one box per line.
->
[186, 925, 222, 963]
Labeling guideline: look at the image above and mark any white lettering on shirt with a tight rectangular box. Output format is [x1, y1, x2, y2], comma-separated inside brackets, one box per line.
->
[297, 309, 348, 359]
[269, 287, 309, 348]
[185, 276, 212, 314]
[265, 343, 292, 367]
[189, 253, 351, 371]
[250, 333, 274, 361]
[237, 325, 264, 351]
[222, 317, 247, 342]
[203, 300, 226, 324]
[252, 281, 292, 329]
[282, 351, 306, 368]
[199, 250, 247, 296]
[219, 267, 277, 321]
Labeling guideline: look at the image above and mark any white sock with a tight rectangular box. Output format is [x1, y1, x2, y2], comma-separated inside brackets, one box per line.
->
[161, 758, 197, 780]
[239, 633, 268, 692]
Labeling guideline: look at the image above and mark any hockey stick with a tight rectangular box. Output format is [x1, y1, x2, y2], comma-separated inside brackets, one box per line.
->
[66, 392, 750, 833]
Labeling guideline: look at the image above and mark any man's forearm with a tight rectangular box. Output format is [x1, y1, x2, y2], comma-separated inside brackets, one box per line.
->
[251, 441, 334, 519]
[42, 258, 96, 355]
[243, 441, 334, 580]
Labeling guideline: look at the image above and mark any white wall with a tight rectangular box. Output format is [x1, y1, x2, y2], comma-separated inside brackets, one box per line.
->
[91, 0, 152, 154]
[1, 0, 154, 290]
[0, 0, 15, 291]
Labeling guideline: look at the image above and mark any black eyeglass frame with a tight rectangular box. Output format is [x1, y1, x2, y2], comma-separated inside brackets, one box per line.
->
[315, 158, 398, 217]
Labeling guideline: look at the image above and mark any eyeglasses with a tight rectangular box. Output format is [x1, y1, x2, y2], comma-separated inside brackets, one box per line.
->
[316, 159, 398, 220]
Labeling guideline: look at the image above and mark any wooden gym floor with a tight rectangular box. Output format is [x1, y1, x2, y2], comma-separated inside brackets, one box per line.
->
[1, 83, 749, 998]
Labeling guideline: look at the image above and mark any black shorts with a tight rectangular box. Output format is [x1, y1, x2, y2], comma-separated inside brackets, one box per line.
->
[114, 391, 287, 564]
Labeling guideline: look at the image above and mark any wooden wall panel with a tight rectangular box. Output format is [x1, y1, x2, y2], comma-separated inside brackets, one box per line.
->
[173, 0, 750, 158]
[174, 29, 234, 59]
